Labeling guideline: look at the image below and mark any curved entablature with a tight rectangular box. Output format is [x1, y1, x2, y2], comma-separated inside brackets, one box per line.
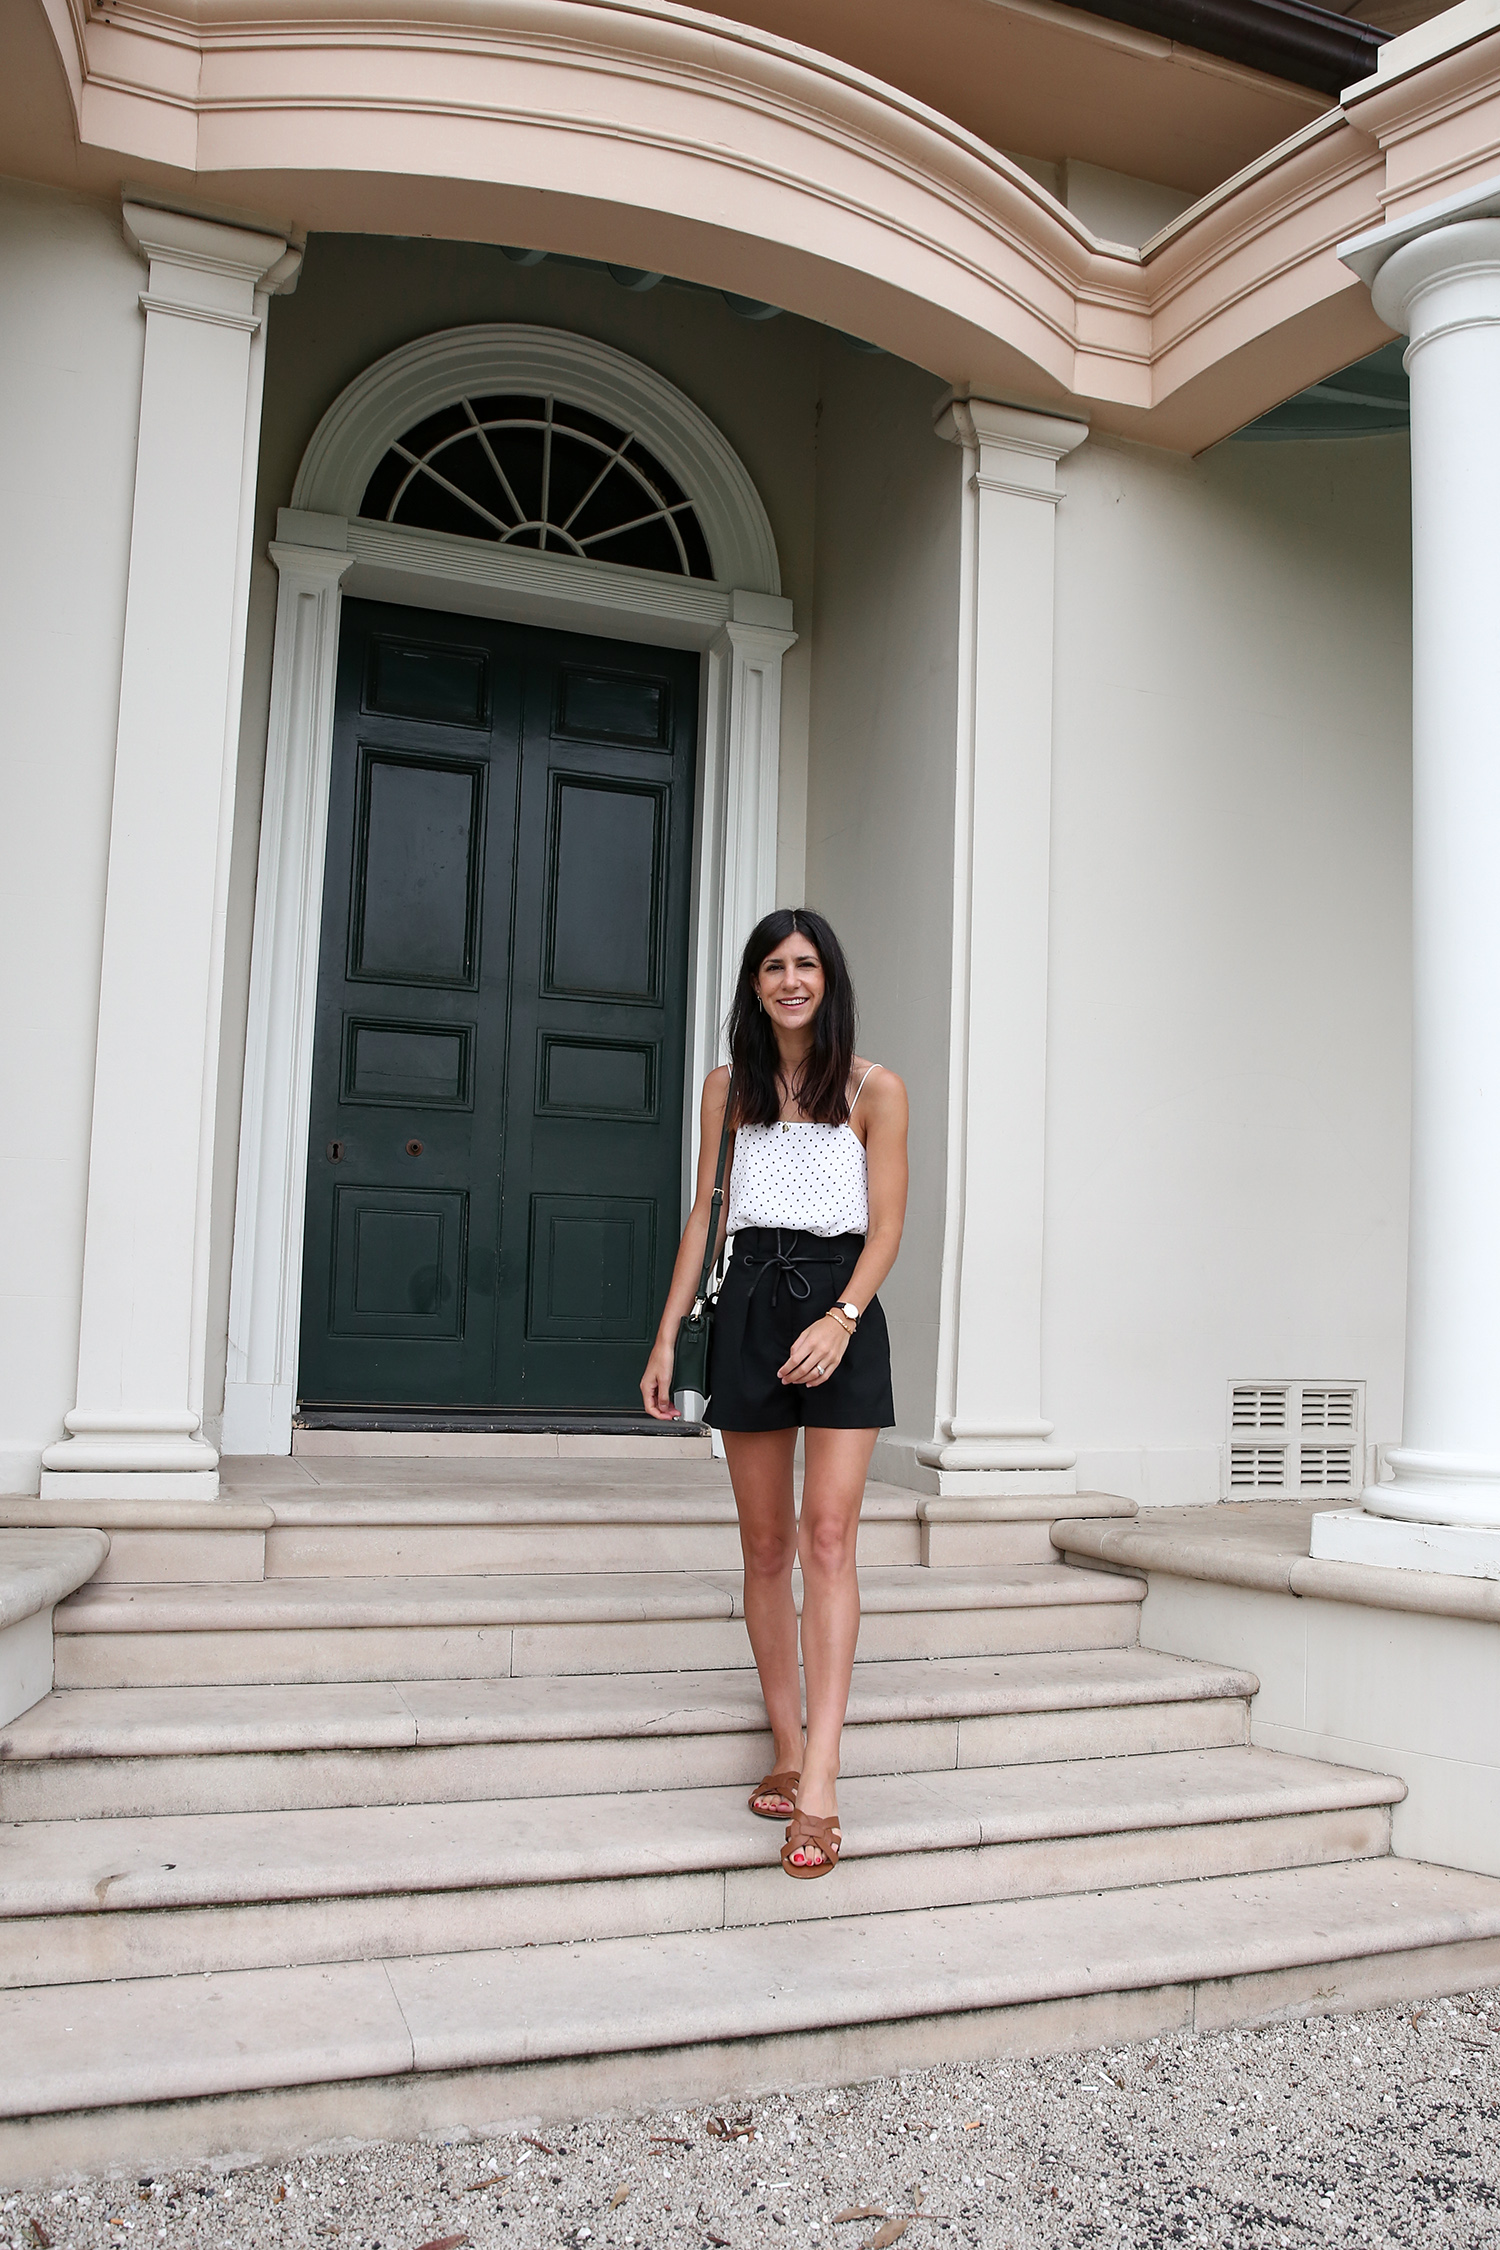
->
[34, 0, 1500, 447]
[40, 0, 1149, 406]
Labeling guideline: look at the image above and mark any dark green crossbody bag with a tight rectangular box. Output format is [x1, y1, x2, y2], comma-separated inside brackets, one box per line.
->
[670, 1079, 734, 1402]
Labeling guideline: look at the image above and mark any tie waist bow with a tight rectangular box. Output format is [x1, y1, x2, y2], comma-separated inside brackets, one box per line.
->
[740, 1230, 844, 1309]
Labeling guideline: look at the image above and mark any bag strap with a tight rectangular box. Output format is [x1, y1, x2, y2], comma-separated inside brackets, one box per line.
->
[692, 1076, 735, 1313]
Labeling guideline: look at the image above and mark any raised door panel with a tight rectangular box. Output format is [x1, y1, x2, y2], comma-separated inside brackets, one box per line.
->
[349, 751, 485, 988]
[496, 634, 698, 1411]
[545, 776, 666, 1002]
[330, 1187, 469, 1339]
[526, 1195, 655, 1341]
[298, 601, 521, 1409]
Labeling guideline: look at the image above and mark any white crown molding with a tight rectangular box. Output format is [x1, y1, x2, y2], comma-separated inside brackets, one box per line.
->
[291, 323, 781, 596]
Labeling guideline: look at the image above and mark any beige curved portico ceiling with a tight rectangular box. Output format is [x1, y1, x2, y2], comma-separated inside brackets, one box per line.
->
[30, 0, 1500, 447]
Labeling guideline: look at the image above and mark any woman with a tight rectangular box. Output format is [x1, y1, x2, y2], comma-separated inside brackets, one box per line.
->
[641, 909, 909, 1878]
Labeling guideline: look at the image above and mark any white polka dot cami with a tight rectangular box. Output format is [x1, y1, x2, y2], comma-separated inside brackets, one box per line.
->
[725, 1066, 880, 1238]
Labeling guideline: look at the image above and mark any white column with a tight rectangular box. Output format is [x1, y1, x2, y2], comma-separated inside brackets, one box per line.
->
[222, 519, 354, 1457]
[1313, 205, 1500, 1574]
[921, 401, 1087, 1492]
[688, 591, 797, 1110]
[41, 204, 299, 1499]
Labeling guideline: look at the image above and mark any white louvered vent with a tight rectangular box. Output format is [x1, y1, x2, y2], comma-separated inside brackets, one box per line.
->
[1231, 1385, 1288, 1431]
[1229, 1446, 1286, 1490]
[1225, 1381, 1364, 1498]
[1300, 1387, 1358, 1430]
[1299, 1445, 1357, 1490]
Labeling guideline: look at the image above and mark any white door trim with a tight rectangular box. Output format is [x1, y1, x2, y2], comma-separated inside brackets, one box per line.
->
[223, 329, 791, 1455]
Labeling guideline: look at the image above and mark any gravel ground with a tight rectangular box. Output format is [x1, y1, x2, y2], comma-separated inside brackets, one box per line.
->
[8, 1992, 1500, 2250]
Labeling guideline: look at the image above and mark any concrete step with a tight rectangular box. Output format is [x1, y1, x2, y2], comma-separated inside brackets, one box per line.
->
[0, 1648, 1253, 1818]
[0, 1529, 109, 1728]
[51, 1564, 1144, 1687]
[8, 1467, 1137, 1585]
[7, 1855, 1500, 2183]
[257, 1486, 938, 1579]
[0, 1747, 1401, 1988]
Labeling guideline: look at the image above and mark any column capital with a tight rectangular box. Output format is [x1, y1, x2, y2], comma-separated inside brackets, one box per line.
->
[1340, 177, 1500, 324]
[123, 201, 301, 331]
[1368, 219, 1500, 357]
[268, 537, 358, 593]
[710, 587, 797, 664]
[711, 618, 798, 665]
[934, 397, 1089, 495]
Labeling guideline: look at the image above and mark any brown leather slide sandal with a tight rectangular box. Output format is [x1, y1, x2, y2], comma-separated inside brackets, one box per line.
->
[748, 1771, 801, 1820]
[781, 1809, 841, 1878]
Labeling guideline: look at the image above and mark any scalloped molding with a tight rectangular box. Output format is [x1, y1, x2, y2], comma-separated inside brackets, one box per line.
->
[292, 324, 781, 595]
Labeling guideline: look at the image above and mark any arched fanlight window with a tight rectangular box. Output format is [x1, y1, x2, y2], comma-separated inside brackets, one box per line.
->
[359, 393, 715, 579]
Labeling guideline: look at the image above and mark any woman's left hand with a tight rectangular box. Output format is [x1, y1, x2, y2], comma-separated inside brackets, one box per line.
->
[778, 1312, 852, 1388]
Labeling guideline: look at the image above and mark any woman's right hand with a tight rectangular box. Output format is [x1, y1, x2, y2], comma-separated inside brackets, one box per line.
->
[641, 1337, 681, 1420]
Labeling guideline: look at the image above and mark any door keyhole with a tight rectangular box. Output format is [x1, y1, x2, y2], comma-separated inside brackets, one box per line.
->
[326, 1140, 345, 1162]
[406, 1138, 424, 1157]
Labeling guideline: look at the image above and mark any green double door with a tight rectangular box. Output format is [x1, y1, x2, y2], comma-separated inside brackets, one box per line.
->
[298, 598, 698, 1415]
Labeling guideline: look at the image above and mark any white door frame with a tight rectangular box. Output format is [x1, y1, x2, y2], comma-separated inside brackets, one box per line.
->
[222, 326, 793, 1455]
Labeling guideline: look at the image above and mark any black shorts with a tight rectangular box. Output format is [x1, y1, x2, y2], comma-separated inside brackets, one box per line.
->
[704, 1228, 895, 1433]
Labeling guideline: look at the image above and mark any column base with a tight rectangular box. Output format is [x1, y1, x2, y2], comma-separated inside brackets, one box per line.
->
[1361, 1449, 1500, 1530]
[879, 1429, 1078, 1498]
[1311, 1507, 1500, 1582]
[40, 1411, 220, 1499]
[914, 1419, 1077, 1479]
[38, 1469, 221, 1501]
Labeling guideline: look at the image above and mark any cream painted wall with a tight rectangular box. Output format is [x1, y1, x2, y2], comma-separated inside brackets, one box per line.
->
[804, 348, 961, 1447]
[1046, 432, 1414, 1505]
[0, 179, 143, 1492]
[206, 239, 824, 1428]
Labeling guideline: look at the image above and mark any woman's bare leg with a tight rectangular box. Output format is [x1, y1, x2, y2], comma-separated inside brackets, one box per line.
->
[790, 1423, 877, 1864]
[722, 1427, 803, 1809]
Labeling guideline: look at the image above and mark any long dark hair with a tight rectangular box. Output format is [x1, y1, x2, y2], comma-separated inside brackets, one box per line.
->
[726, 908, 857, 1127]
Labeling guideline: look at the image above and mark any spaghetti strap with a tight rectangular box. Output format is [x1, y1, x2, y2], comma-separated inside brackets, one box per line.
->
[848, 1063, 880, 1114]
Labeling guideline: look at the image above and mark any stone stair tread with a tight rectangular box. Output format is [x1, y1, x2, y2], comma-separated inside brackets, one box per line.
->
[224, 1457, 747, 1500]
[53, 1563, 1142, 1635]
[0, 1530, 110, 1632]
[1, 1648, 1253, 1761]
[260, 1490, 922, 1526]
[9, 1855, 1500, 2117]
[224, 1460, 906, 1504]
[0, 1748, 1403, 1915]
